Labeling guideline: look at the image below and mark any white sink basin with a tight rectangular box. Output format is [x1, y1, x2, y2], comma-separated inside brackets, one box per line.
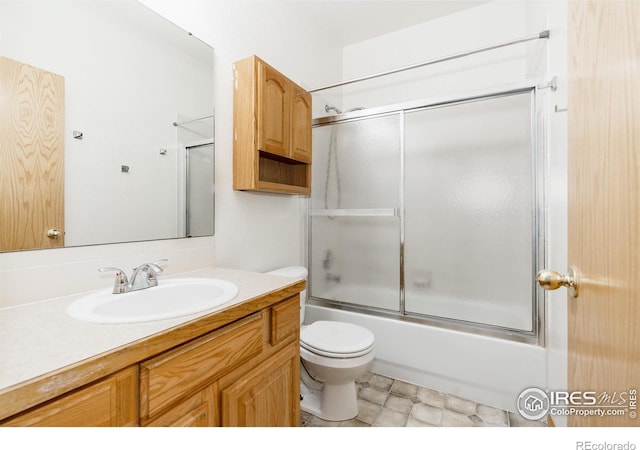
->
[67, 278, 239, 324]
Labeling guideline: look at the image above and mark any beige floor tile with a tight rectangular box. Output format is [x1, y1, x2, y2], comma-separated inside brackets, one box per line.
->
[357, 372, 374, 384]
[368, 373, 394, 391]
[406, 416, 437, 427]
[441, 409, 475, 427]
[384, 393, 414, 415]
[305, 415, 342, 427]
[373, 408, 409, 427]
[508, 411, 547, 427]
[475, 421, 509, 427]
[390, 379, 419, 398]
[359, 386, 389, 405]
[303, 372, 521, 429]
[445, 394, 477, 415]
[300, 410, 313, 426]
[411, 403, 443, 426]
[416, 386, 445, 408]
[339, 418, 371, 427]
[356, 398, 383, 425]
[476, 404, 508, 425]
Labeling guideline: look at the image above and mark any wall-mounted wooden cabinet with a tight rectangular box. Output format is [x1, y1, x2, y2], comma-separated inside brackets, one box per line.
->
[233, 55, 312, 195]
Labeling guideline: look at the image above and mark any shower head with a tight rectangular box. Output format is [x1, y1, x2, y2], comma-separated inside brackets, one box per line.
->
[324, 105, 365, 115]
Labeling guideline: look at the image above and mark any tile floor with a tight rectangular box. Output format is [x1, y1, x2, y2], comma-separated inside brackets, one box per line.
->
[301, 372, 548, 427]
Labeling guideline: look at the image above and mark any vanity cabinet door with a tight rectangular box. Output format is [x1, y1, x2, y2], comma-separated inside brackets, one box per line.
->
[1, 366, 138, 427]
[221, 343, 299, 427]
[139, 312, 263, 423]
[145, 384, 218, 427]
[270, 295, 299, 346]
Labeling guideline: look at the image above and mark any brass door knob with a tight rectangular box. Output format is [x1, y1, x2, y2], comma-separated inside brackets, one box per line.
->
[536, 267, 579, 298]
[47, 229, 62, 239]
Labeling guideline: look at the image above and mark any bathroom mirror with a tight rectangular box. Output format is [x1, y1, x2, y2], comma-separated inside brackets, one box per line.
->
[0, 1, 215, 252]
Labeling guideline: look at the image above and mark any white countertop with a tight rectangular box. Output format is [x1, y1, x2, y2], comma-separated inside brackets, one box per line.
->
[0, 267, 301, 394]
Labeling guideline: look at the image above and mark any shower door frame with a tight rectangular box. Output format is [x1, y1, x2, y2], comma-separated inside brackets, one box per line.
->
[308, 83, 546, 345]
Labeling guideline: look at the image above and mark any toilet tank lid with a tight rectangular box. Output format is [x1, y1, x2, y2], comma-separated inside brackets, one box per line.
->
[265, 266, 308, 278]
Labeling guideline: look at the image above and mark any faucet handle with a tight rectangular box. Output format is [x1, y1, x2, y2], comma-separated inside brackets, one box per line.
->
[147, 262, 164, 276]
[147, 259, 167, 277]
[98, 267, 130, 294]
[151, 259, 168, 272]
[98, 266, 127, 276]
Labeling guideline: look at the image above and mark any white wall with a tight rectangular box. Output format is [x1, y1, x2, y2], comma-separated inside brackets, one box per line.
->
[0, 0, 342, 308]
[340, 1, 529, 108]
[139, 0, 343, 273]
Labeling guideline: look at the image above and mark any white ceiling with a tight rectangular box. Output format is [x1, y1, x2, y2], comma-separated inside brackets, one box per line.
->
[285, 1, 491, 47]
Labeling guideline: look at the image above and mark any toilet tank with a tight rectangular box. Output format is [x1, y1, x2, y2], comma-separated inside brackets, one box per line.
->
[265, 266, 307, 324]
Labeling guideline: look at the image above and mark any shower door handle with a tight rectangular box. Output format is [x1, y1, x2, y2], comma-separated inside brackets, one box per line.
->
[536, 267, 579, 298]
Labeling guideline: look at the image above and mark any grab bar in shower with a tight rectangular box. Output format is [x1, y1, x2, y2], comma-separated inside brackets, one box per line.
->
[309, 208, 398, 217]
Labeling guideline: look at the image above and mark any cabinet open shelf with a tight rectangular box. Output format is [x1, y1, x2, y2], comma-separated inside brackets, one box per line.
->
[257, 152, 310, 194]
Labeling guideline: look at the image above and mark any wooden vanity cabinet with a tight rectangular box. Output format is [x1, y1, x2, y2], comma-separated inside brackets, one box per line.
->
[221, 342, 299, 426]
[144, 384, 218, 427]
[1, 294, 300, 427]
[140, 295, 300, 427]
[233, 55, 312, 195]
[1, 366, 138, 427]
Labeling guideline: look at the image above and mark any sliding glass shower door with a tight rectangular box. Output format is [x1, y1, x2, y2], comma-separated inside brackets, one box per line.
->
[309, 114, 401, 312]
[404, 92, 536, 331]
[309, 87, 541, 338]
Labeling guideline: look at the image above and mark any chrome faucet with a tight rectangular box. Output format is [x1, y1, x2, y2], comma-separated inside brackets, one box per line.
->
[98, 259, 167, 294]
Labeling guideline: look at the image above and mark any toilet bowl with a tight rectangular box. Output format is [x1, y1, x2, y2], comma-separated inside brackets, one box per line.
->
[266, 266, 376, 422]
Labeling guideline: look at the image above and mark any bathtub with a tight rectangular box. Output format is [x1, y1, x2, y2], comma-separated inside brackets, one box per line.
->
[305, 298, 546, 412]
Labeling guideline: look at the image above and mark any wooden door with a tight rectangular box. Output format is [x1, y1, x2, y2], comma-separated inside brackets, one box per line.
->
[221, 344, 299, 427]
[257, 60, 290, 158]
[0, 57, 64, 251]
[567, 0, 640, 426]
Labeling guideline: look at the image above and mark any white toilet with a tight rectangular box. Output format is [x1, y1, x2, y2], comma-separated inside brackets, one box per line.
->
[266, 266, 375, 422]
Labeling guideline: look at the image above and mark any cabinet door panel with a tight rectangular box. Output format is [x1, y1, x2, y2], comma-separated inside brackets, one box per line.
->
[140, 313, 263, 420]
[290, 86, 312, 163]
[145, 384, 217, 427]
[2, 366, 138, 427]
[258, 62, 290, 157]
[271, 295, 299, 346]
[222, 344, 299, 427]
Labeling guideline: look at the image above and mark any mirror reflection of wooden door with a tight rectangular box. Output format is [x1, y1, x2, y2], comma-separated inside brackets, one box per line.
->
[0, 56, 64, 251]
[567, 1, 640, 426]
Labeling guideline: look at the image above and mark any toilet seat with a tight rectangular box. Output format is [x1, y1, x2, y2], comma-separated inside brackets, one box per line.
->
[300, 321, 375, 358]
